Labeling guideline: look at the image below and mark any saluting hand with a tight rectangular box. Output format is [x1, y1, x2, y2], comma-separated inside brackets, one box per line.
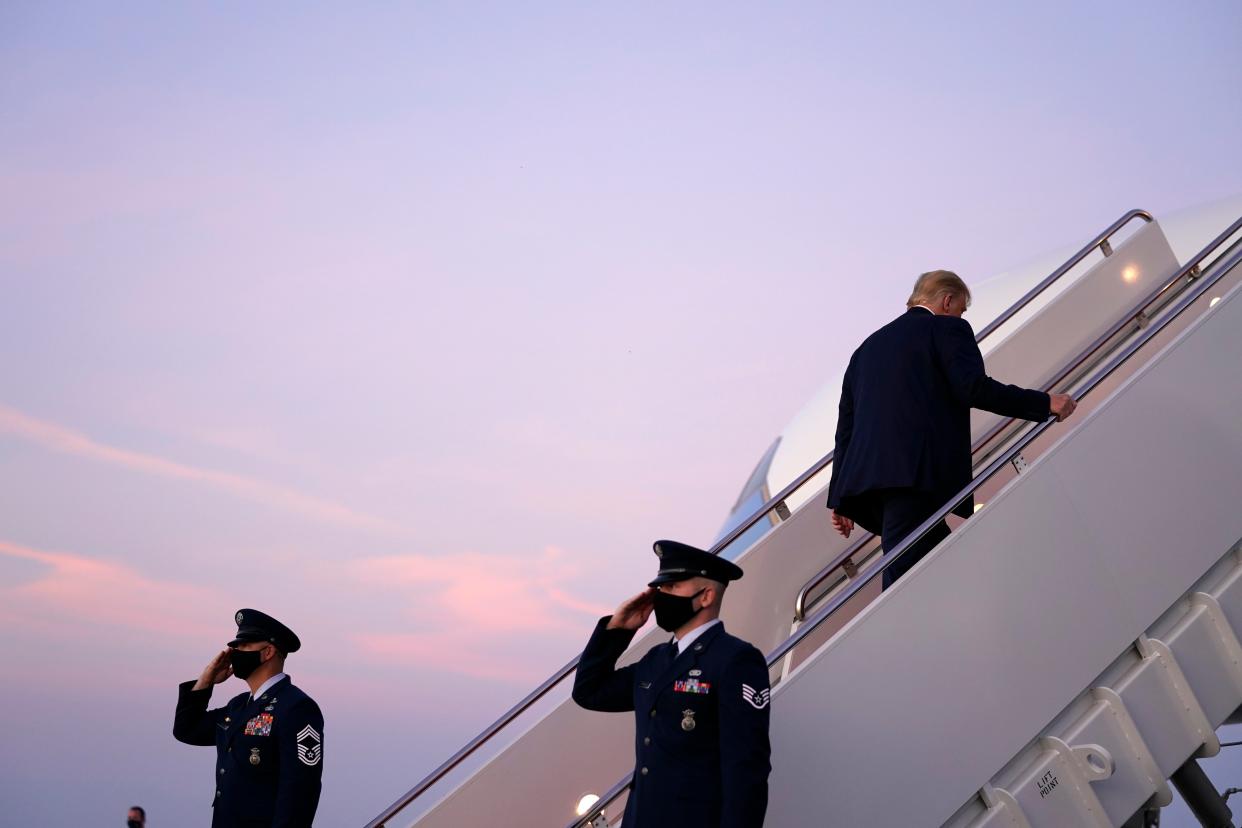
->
[831, 510, 854, 539]
[606, 588, 656, 631]
[192, 649, 233, 691]
[1049, 393, 1077, 422]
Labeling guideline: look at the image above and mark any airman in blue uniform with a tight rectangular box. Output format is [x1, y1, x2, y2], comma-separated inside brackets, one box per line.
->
[573, 540, 771, 828]
[174, 609, 324, 827]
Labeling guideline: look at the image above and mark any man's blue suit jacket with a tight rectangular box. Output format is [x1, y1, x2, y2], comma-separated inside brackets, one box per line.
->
[826, 306, 1050, 532]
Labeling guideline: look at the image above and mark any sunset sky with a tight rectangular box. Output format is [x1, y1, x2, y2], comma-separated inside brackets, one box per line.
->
[3, 2, 1242, 825]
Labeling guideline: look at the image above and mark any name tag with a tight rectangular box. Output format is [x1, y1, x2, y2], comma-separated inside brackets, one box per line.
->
[674, 679, 711, 695]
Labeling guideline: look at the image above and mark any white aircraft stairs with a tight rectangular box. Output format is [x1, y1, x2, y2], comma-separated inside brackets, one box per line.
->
[365, 208, 1242, 828]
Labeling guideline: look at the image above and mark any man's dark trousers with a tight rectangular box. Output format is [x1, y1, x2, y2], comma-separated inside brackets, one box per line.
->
[871, 489, 952, 589]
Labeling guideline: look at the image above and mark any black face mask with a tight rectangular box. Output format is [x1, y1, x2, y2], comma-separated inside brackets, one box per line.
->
[229, 648, 265, 680]
[127, 821, 142, 828]
[653, 587, 706, 632]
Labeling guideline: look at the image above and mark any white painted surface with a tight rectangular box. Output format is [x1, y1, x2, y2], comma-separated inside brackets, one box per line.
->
[765, 282, 1242, 827]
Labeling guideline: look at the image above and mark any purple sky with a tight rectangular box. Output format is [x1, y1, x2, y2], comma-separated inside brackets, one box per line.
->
[2, 2, 1241, 825]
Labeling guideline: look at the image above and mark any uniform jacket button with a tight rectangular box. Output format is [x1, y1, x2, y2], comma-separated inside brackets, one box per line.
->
[649, 709, 657, 718]
[643, 737, 650, 746]
[640, 767, 649, 776]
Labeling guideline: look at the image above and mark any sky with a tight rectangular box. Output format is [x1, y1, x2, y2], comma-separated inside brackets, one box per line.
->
[2, 2, 1241, 826]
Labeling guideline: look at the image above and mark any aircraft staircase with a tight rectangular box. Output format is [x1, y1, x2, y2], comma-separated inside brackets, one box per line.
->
[365, 208, 1242, 828]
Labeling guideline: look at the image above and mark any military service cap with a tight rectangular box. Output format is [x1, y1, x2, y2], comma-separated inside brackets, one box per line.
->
[647, 539, 744, 587]
[228, 608, 302, 654]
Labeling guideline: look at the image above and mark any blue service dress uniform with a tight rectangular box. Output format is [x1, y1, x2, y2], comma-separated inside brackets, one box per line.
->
[174, 675, 324, 828]
[573, 619, 771, 828]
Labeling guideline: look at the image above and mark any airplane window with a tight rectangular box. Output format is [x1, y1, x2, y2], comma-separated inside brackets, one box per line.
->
[713, 438, 781, 559]
[729, 437, 781, 511]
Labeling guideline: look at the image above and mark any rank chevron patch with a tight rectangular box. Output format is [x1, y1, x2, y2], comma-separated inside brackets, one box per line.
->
[741, 683, 771, 710]
[296, 724, 322, 766]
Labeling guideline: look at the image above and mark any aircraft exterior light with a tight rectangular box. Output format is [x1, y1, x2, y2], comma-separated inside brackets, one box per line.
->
[575, 794, 601, 816]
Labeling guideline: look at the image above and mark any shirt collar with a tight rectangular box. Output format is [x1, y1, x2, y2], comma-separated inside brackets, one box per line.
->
[250, 672, 287, 701]
[674, 618, 721, 652]
[913, 304, 936, 315]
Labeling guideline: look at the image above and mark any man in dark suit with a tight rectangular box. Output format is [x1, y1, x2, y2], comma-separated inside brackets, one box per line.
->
[173, 609, 324, 828]
[826, 270, 1076, 589]
[572, 541, 771, 828]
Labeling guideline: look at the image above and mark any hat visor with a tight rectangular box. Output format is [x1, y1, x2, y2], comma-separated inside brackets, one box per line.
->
[647, 572, 694, 587]
[227, 632, 268, 647]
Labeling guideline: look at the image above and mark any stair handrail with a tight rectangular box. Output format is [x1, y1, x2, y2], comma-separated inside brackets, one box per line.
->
[363, 208, 1153, 828]
[567, 231, 1242, 828]
[793, 213, 1242, 621]
[971, 209, 1152, 343]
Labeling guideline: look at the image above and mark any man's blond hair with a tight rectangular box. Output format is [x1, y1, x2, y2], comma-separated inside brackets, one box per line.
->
[906, 270, 972, 309]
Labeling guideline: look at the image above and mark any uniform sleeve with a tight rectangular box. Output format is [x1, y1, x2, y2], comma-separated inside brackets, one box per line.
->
[173, 680, 223, 746]
[571, 617, 639, 713]
[719, 646, 772, 828]
[825, 353, 857, 509]
[272, 697, 324, 828]
[933, 317, 1050, 421]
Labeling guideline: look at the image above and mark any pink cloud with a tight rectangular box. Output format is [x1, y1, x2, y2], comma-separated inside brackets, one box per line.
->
[0, 402, 406, 535]
[0, 538, 225, 642]
[338, 546, 611, 681]
[355, 629, 548, 683]
[0, 533, 613, 685]
[343, 546, 611, 630]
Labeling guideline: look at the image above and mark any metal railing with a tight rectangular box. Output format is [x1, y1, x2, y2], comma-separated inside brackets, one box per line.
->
[971, 209, 1152, 342]
[967, 214, 1242, 471]
[567, 226, 1242, 828]
[363, 208, 1153, 828]
[792, 213, 1242, 621]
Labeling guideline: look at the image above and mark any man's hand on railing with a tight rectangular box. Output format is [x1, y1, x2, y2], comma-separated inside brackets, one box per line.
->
[831, 511, 854, 539]
[1049, 393, 1077, 422]
[606, 588, 656, 630]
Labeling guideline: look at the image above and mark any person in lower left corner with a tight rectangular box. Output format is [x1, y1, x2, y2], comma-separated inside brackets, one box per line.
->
[173, 609, 324, 828]
[572, 540, 771, 828]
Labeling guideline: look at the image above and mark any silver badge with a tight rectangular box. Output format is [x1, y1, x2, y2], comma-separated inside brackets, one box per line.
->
[249, 747, 261, 766]
[297, 725, 323, 766]
[741, 683, 771, 710]
[689, 669, 702, 677]
[681, 709, 696, 732]
[235, 611, 244, 625]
